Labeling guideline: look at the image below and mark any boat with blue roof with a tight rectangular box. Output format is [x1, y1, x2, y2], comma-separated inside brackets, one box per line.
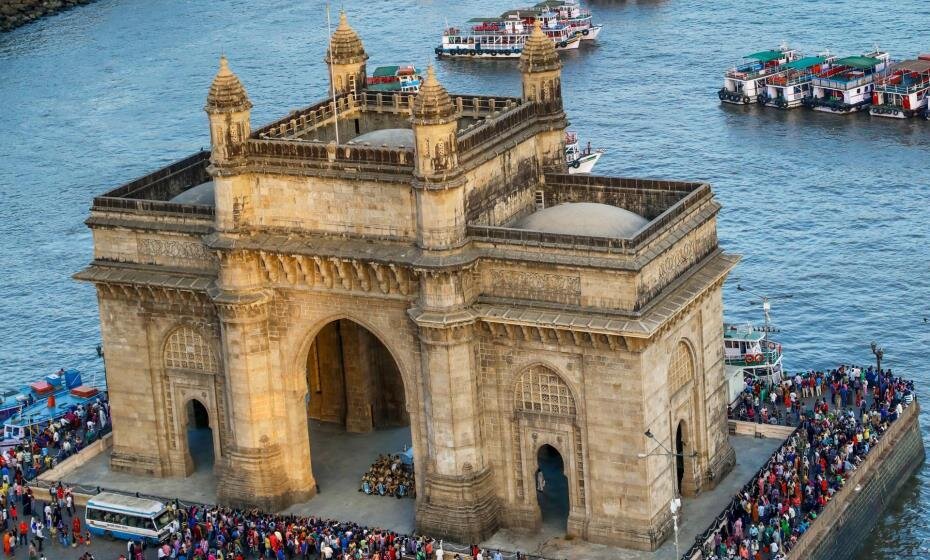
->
[806, 51, 890, 113]
[719, 46, 802, 104]
[762, 54, 835, 109]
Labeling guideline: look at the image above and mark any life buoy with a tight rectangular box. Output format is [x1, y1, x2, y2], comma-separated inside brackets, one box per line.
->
[558, 41, 567, 48]
[490, 51, 497, 56]
[753, 353, 764, 363]
[582, 29, 590, 36]
[571, 159, 581, 169]
[745, 354, 756, 364]
[742, 96, 750, 104]
[892, 109, 899, 116]
[768, 342, 776, 350]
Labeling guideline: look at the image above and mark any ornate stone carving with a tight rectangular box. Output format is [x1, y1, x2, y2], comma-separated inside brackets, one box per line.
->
[488, 269, 581, 304]
[138, 238, 214, 262]
[639, 227, 717, 307]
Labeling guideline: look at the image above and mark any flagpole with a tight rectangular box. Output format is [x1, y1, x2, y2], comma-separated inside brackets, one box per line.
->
[326, 3, 340, 146]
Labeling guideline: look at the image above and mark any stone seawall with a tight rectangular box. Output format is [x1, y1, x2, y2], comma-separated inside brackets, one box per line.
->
[789, 402, 925, 560]
[1, 0, 95, 32]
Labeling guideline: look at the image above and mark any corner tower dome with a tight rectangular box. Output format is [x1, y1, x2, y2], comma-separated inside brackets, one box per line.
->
[205, 56, 252, 113]
[519, 21, 561, 74]
[324, 11, 368, 65]
[411, 66, 456, 124]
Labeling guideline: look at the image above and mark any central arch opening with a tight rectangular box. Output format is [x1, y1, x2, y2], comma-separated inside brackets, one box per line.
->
[303, 319, 414, 528]
[536, 444, 570, 532]
[675, 421, 685, 495]
[186, 399, 214, 471]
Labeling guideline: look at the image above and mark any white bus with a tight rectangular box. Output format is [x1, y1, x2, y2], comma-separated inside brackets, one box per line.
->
[85, 492, 178, 544]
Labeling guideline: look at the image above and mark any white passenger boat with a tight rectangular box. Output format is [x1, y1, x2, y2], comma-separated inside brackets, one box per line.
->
[719, 47, 802, 104]
[762, 55, 834, 109]
[565, 131, 602, 174]
[723, 323, 784, 403]
[870, 56, 930, 119]
[525, 0, 603, 40]
[806, 51, 890, 114]
[436, 13, 581, 59]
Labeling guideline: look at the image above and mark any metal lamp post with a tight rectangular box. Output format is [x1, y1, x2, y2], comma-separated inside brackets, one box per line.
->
[870, 341, 884, 373]
[637, 429, 695, 560]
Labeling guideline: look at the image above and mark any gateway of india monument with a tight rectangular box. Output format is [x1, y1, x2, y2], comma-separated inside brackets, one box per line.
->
[77, 15, 739, 550]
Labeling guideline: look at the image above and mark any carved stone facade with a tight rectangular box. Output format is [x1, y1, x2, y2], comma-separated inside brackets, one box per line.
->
[77, 14, 738, 551]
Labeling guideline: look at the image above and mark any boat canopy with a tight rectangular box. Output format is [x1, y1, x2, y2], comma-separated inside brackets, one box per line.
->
[783, 55, 828, 70]
[834, 56, 882, 69]
[745, 50, 785, 62]
[890, 59, 930, 73]
[372, 66, 400, 78]
[468, 17, 503, 23]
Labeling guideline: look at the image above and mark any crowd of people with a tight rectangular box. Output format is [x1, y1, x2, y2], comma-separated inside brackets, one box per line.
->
[729, 365, 913, 427]
[359, 454, 415, 499]
[0, 481, 94, 559]
[2, 398, 110, 480]
[129, 504, 514, 560]
[703, 365, 915, 559]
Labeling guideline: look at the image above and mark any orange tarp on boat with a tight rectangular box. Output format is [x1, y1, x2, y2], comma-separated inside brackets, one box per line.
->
[29, 381, 54, 395]
[70, 386, 99, 398]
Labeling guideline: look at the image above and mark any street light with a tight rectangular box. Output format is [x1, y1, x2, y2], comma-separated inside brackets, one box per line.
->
[870, 341, 884, 373]
[637, 430, 697, 560]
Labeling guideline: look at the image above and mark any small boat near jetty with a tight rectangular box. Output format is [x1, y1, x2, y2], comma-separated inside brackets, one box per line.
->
[723, 323, 784, 403]
[762, 55, 835, 109]
[806, 51, 890, 114]
[719, 46, 802, 104]
[0, 368, 83, 421]
[513, 0, 603, 40]
[365, 65, 422, 93]
[436, 12, 580, 59]
[870, 56, 930, 119]
[565, 131, 602, 173]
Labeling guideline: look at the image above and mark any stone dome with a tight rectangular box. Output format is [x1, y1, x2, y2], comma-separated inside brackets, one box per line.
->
[511, 202, 649, 238]
[170, 181, 215, 206]
[205, 56, 252, 113]
[324, 11, 368, 65]
[411, 66, 457, 124]
[519, 21, 561, 74]
[348, 128, 414, 148]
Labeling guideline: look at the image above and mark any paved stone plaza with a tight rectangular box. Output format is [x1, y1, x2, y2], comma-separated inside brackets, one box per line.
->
[61, 431, 779, 559]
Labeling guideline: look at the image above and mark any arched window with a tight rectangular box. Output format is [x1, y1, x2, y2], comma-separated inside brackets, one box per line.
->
[515, 366, 575, 416]
[164, 326, 217, 373]
[669, 341, 694, 394]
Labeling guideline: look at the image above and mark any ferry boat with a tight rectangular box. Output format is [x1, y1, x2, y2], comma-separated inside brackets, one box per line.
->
[565, 131, 602, 173]
[762, 55, 834, 109]
[436, 13, 581, 59]
[365, 65, 422, 93]
[719, 47, 802, 104]
[723, 323, 784, 403]
[0, 368, 83, 421]
[870, 56, 930, 119]
[806, 51, 890, 114]
[518, 0, 603, 40]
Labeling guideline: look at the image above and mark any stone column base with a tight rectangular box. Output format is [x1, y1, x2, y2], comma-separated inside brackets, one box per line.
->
[110, 449, 168, 478]
[584, 507, 672, 551]
[703, 440, 737, 491]
[217, 445, 316, 511]
[416, 466, 500, 543]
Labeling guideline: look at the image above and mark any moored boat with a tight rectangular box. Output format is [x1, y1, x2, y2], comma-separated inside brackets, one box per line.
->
[436, 13, 581, 59]
[762, 55, 834, 109]
[366, 65, 422, 93]
[806, 51, 890, 114]
[719, 47, 802, 105]
[870, 56, 930, 119]
[524, 0, 602, 40]
[0, 368, 83, 421]
[723, 323, 784, 403]
[565, 131, 602, 173]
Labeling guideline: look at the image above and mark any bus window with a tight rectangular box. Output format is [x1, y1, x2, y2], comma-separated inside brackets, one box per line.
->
[154, 510, 175, 530]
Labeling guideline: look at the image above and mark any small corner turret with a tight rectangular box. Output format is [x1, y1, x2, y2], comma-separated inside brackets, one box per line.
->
[205, 56, 252, 166]
[325, 11, 369, 95]
[519, 22, 567, 171]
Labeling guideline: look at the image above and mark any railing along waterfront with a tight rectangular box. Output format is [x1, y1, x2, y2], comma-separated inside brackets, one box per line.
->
[682, 397, 918, 560]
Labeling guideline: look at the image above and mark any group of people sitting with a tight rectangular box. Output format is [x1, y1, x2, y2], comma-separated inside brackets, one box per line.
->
[703, 366, 914, 559]
[149, 503, 513, 560]
[359, 454, 415, 499]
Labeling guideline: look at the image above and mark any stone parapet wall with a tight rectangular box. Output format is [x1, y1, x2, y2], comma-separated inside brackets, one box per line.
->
[0, 0, 94, 31]
[788, 402, 925, 560]
[728, 419, 796, 439]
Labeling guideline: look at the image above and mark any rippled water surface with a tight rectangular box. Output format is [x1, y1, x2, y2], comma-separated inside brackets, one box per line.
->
[1, 0, 929, 556]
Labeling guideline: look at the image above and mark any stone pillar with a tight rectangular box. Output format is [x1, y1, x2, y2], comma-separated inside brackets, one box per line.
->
[213, 289, 316, 510]
[341, 321, 376, 433]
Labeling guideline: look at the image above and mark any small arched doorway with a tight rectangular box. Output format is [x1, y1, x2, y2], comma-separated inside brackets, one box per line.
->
[186, 399, 214, 471]
[675, 421, 685, 495]
[536, 444, 570, 531]
[303, 319, 413, 508]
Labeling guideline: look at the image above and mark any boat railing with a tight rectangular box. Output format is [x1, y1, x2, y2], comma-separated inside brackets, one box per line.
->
[875, 75, 930, 95]
[724, 348, 781, 367]
[812, 74, 874, 90]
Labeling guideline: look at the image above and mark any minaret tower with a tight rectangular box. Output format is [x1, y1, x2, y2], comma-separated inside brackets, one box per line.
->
[324, 11, 369, 95]
[205, 56, 252, 165]
[519, 22, 568, 171]
[411, 66, 463, 249]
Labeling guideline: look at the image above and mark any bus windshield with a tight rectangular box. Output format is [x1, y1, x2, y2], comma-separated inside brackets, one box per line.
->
[154, 510, 175, 530]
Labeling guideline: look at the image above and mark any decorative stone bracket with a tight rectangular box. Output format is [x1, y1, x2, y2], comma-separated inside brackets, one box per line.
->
[251, 251, 417, 297]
